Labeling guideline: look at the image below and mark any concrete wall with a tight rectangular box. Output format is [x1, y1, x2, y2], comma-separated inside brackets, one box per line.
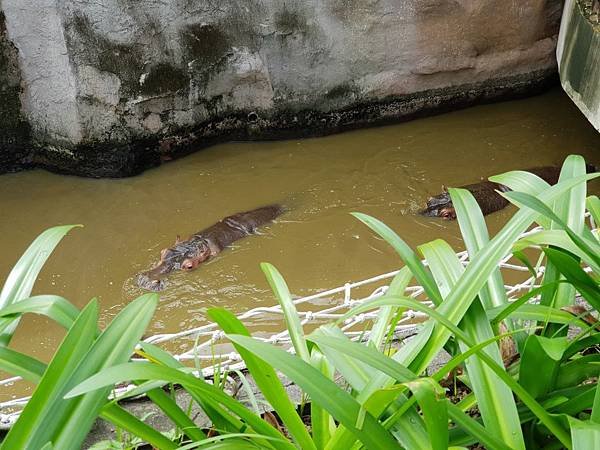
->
[557, 0, 600, 132]
[1, 0, 564, 177]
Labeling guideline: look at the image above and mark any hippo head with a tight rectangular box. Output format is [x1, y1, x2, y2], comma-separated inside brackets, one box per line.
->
[137, 240, 212, 291]
[181, 241, 212, 271]
[419, 191, 456, 220]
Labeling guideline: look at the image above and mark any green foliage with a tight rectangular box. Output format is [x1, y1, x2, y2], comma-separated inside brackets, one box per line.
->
[0, 155, 599, 450]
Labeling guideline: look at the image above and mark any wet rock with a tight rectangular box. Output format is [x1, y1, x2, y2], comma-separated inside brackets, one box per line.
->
[0, 11, 30, 172]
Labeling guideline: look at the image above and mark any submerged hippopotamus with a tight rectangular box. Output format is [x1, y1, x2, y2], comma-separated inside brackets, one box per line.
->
[420, 165, 596, 220]
[137, 204, 284, 291]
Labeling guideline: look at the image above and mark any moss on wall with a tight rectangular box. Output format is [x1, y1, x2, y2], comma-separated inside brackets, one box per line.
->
[274, 7, 308, 34]
[141, 63, 189, 96]
[69, 13, 144, 96]
[181, 23, 231, 66]
[0, 12, 30, 172]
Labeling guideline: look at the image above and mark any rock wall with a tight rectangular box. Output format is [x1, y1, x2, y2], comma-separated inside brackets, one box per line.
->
[0, 11, 30, 172]
[1, 0, 564, 177]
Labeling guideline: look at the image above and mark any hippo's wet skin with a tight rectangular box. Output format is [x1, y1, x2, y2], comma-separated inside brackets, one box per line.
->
[137, 205, 284, 291]
[421, 180, 511, 220]
[420, 165, 596, 220]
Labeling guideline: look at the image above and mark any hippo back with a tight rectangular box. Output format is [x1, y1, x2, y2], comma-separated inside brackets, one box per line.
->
[232, 205, 284, 230]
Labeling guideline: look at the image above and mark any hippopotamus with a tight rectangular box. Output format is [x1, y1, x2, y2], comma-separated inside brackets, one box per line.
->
[137, 204, 284, 291]
[420, 165, 596, 220]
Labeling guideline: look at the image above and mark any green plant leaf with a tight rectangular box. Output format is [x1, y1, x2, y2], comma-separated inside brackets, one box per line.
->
[352, 212, 442, 305]
[310, 328, 430, 450]
[309, 329, 416, 384]
[514, 230, 600, 275]
[450, 187, 508, 310]
[0, 346, 46, 382]
[66, 362, 303, 450]
[538, 157, 586, 328]
[178, 433, 280, 450]
[569, 417, 600, 450]
[310, 328, 514, 450]
[502, 190, 600, 269]
[178, 432, 287, 450]
[519, 335, 569, 398]
[51, 293, 159, 450]
[338, 294, 572, 448]
[143, 387, 206, 442]
[489, 170, 551, 197]
[1, 299, 99, 450]
[555, 356, 600, 390]
[419, 238, 524, 449]
[225, 334, 402, 449]
[0, 295, 79, 331]
[488, 282, 559, 325]
[313, 325, 376, 391]
[208, 308, 316, 450]
[138, 342, 246, 434]
[495, 158, 590, 337]
[543, 247, 600, 311]
[100, 404, 177, 450]
[556, 155, 587, 235]
[368, 267, 412, 348]
[260, 263, 310, 362]
[542, 385, 598, 417]
[592, 380, 600, 424]
[564, 334, 600, 360]
[489, 169, 553, 228]
[1, 294, 158, 450]
[488, 303, 589, 329]
[401, 378, 448, 450]
[586, 195, 600, 227]
[309, 348, 336, 448]
[447, 400, 512, 450]
[0, 225, 81, 345]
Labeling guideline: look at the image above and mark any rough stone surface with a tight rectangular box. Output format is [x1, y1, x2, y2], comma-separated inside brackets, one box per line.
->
[0, 0, 565, 177]
[0, 11, 30, 172]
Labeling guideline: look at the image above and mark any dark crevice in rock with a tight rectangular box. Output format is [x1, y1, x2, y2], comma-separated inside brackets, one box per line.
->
[141, 63, 189, 96]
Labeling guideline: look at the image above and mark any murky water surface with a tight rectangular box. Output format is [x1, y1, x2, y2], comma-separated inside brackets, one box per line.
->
[0, 88, 598, 399]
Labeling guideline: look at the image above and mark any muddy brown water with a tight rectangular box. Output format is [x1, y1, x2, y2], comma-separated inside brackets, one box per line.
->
[0, 88, 598, 401]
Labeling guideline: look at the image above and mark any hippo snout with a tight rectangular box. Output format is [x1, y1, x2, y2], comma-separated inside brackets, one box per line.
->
[419, 206, 441, 217]
[137, 273, 167, 292]
[420, 192, 453, 218]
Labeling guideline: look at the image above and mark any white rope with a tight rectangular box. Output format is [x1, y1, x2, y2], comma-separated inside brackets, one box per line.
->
[0, 219, 595, 428]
